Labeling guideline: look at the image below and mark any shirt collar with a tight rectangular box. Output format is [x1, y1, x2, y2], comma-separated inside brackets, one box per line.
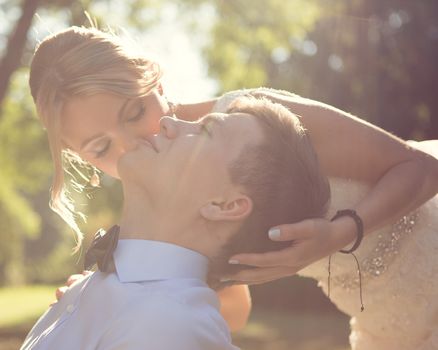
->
[113, 239, 209, 283]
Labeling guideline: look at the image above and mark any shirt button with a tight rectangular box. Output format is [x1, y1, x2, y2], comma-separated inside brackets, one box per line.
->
[66, 304, 75, 313]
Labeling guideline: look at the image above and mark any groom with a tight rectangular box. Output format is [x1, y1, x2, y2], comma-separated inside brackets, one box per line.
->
[21, 97, 330, 350]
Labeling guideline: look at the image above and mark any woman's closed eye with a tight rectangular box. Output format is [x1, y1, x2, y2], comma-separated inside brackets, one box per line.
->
[95, 141, 111, 158]
[126, 104, 145, 123]
[92, 104, 146, 159]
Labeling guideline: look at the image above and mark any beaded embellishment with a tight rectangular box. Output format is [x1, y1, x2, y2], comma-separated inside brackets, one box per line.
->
[330, 211, 419, 291]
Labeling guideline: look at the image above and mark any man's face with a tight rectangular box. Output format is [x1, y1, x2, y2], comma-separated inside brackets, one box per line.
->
[117, 112, 264, 216]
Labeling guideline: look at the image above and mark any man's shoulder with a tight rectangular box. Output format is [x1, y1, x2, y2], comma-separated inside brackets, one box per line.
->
[62, 274, 203, 328]
[100, 280, 222, 334]
[80, 275, 237, 349]
[103, 292, 236, 350]
[84, 273, 218, 318]
[113, 284, 214, 323]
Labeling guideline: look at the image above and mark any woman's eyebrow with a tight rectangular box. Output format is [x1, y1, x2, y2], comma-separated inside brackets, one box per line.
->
[80, 98, 131, 150]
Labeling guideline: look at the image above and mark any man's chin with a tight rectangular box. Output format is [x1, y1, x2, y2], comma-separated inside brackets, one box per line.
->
[117, 147, 151, 181]
[121, 177, 152, 203]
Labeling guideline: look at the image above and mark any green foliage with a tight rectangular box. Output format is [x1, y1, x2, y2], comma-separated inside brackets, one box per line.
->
[74, 0, 170, 30]
[197, 0, 438, 139]
[0, 176, 40, 239]
[0, 69, 53, 285]
[25, 236, 80, 284]
[197, 0, 322, 92]
[0, 70, 51, 239]
[0, 70, 51, 194]
[0, 285, 56, 328]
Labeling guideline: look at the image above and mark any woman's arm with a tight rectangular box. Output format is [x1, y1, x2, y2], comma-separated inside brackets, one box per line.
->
[176, 99, 218, 122]
[217, 285, 251, 332]
[256, 90, 438, 227]
[223, 89, 438, 283]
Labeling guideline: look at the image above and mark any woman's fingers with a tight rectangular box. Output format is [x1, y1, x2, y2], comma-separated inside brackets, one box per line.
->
[55, 271, 91, 303]
[268, 220, 320, 242]
[229, 247, 298, 268]
[55, 286, 68, 301]
[229, 218, 333, 269]
[66, 273, 85, 286]
[223, 266, 301, 285]
[67, 271, 90, 286]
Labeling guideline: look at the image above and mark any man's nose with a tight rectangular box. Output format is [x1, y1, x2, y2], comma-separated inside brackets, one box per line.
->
[159, 116, 180, 139]
[159, 116, 198, 139]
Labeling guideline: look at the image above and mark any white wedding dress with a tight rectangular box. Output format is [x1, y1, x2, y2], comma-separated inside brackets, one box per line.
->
[213, 89, 438, 350]
[301, 177, 438, 350]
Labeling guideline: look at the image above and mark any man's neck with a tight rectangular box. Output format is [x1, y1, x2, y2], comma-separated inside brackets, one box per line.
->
[118, 192, 206, 254]
[119, 194, 172, 241]
[118, 188, 233, 260]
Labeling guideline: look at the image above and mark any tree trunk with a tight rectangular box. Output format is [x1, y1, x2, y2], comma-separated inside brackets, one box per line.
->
[0, 0, 40, 116]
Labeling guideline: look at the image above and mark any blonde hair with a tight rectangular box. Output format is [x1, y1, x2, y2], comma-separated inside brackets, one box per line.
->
[29, 26, 162, 249]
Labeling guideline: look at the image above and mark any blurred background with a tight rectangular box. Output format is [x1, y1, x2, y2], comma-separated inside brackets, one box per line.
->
[1, 0, 437, 349]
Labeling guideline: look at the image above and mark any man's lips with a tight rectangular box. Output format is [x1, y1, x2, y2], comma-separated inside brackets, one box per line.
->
[140, 138, 158, 153]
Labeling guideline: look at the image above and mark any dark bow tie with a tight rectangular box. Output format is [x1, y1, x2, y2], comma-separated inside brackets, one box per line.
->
[84, 225, 120, 272]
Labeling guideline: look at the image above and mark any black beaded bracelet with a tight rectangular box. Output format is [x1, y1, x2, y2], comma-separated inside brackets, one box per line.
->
[330, 209, 364, 254]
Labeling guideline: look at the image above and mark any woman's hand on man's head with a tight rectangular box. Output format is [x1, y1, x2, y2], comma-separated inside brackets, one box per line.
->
[223, 217, 355, 285]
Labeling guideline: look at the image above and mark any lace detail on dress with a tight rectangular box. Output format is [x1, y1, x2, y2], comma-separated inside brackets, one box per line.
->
[330, 211, 419, 291]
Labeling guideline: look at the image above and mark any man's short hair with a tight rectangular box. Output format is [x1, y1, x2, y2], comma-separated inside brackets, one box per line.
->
[208, 96, 330, 288]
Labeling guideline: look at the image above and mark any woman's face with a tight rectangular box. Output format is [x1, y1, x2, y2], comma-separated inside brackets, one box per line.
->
[60, 89, 169, 178]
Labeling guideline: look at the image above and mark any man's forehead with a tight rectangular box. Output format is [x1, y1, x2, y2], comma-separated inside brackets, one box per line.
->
[202, 111, 255, 123]
[201, 112, 263, 141]
[200, 112, 226, 123]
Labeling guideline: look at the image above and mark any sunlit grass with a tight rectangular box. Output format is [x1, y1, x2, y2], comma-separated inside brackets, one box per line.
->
[0, 285, 55, 328]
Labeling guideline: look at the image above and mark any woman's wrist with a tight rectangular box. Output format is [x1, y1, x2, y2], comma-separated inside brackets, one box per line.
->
[329, 214, 360, 252]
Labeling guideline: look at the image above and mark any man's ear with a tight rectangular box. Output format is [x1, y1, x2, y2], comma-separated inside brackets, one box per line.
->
[200, 195, 253, 222]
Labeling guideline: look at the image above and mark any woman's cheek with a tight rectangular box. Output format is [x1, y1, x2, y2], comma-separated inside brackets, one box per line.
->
[91, 157, 119, 179]
[143, 115, 161, 134]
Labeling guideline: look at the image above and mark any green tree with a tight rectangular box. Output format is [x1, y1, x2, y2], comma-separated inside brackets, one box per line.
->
[0, 68, 51, 284]
[197, 0, 438, 139]
[0, 0, 169, 285]
[180, 0, 323, 92]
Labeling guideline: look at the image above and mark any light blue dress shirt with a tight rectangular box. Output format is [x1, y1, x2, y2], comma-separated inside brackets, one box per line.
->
[21, 240, 240, 350]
